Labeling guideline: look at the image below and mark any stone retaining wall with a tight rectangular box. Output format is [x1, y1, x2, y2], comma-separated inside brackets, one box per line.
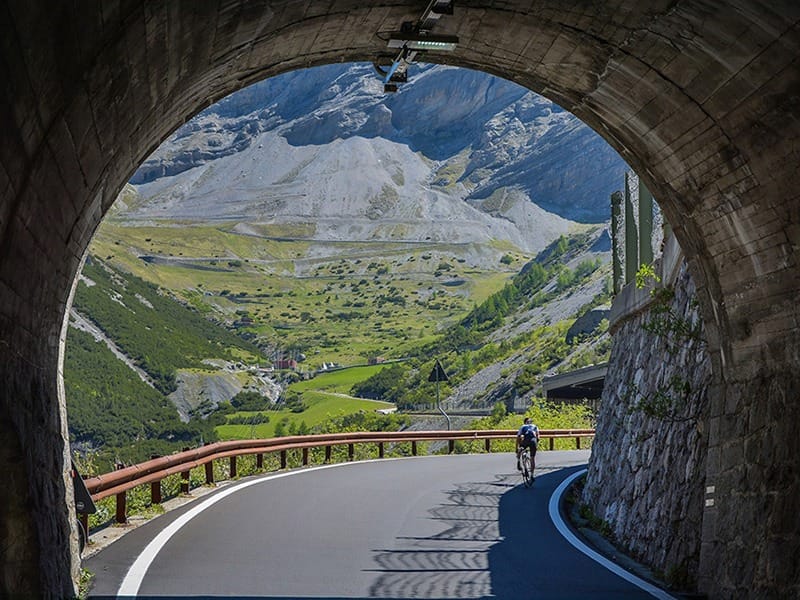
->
[582, 261, 711, 588]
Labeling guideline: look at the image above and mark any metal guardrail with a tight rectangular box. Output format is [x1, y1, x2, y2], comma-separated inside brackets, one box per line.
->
[81, 429, 594, 526]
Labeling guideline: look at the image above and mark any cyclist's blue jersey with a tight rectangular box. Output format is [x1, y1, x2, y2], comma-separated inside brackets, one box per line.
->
[518, 423, 539, 445]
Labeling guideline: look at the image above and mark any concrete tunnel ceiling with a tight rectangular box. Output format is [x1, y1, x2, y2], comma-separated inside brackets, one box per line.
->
[0, 1, 799, 596]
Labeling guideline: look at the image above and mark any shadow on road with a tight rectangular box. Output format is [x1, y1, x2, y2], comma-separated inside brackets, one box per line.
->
[366, 475, 508, 598]
[363, 465, 582, 599]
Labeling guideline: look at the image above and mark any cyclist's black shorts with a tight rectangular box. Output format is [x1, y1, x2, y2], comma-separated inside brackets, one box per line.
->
[521, 439, 537, 457]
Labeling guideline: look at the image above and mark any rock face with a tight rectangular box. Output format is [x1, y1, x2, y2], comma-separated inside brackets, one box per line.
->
[128, 131, 576, 255]
[565, 306, 609, 344]
[583, 261, 712, 588]
[130, 63, 627, 224]
[169, 368, 282, 422]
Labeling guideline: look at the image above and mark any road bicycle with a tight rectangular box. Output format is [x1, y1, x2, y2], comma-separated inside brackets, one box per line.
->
[519, 446, 534, 487]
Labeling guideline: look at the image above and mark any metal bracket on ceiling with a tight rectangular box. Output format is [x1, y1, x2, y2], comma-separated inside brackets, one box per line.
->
[378, 1, 458, 93]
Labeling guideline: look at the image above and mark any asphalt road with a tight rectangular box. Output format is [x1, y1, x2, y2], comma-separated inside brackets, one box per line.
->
[86, 451, 662, 598]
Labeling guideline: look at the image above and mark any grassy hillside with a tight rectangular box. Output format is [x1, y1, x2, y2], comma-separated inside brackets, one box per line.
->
[345, 231, 613, 410]
[65, 329, 191, 447]
[67, 257, 268, 466]
[73, 258, 263, 393]
[216, 392, 393, 439]
[290, 364, 397, 393]
[90, 219, 532, 366]
[65, 328, 218, 468]
[214, 366, 395, 439]
[66, 222, 612, 467]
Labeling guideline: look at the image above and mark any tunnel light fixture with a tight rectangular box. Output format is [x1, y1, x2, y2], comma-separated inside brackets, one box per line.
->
[377, 2, 457, 93]
[387, 33, 459, 52]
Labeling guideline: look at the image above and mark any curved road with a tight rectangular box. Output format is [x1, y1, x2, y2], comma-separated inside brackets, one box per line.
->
[87, 451, 666, 598]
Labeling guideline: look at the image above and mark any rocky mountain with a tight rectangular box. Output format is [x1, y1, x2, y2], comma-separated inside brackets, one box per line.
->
[127, 63, 627, 232]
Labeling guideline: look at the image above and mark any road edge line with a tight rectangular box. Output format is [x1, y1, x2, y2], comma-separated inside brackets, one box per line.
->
[116, 461, 361, 597]
[548, 468, 678, 600]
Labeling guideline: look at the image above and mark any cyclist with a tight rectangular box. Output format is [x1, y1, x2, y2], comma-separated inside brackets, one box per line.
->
[516, 417, 540, 476]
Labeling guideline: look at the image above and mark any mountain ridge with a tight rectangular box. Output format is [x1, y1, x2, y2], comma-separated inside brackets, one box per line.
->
[130, 63, 627, 224]
[125, 132, 578, 255]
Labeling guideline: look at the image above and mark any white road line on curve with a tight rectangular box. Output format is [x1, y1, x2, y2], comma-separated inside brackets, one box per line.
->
[117, 453, 466, 596]
[548, 468, 679, 600]
[117, 461, 376, 597]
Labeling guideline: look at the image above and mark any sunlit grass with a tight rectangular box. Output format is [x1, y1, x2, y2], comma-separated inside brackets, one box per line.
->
[216, 392, 393, 439]
[89, 220, 526, 367]
[291, 364, 391, 393]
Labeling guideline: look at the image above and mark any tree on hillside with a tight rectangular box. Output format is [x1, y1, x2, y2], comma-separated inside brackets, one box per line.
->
[231, 391, 272, 411]
[350, 364, 406, 402]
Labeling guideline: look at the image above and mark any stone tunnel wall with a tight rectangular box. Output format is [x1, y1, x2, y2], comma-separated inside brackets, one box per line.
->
[582, 260, 712, 589]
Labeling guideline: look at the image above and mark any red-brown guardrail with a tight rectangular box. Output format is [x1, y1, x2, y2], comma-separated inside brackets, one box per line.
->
[81, 429, 594, 526]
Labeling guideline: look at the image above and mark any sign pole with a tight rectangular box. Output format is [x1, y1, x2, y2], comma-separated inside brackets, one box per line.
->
[429, 359, 451, 431]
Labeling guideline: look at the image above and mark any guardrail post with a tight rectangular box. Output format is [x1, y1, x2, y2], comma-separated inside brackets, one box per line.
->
[412, 441, 417, 456]
[256, 453, 263, 470]
[205, 460, 214, 485]
[348, 443, 355, 461]
[280, 450, 287, 469]
[115, 491, 127, 524]
[484, 438, 491, 453]
[150, 454, 162, 504]
[448, 440, 455, 454]
[576, 436, 581, 450]
[181, 447, 191, 494]
[378, 442, 384, 459]
[230, 456, 237, 478]
[549, 438, 554, 451]
[302, 447, 309, 466]
[325, 446, 332, 463]
[115, 463, 127, 524]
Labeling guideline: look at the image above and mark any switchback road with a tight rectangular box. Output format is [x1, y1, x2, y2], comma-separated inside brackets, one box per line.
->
[86, 451, 672, 598]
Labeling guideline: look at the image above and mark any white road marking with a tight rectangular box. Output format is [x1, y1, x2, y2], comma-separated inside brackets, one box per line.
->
[117, 461, 365, 597]
[548, 468, 679, 600]
[118, 454, 455, 596]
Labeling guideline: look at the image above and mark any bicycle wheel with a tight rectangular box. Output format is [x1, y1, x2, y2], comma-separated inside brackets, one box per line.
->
[520, 448, 533, 487]
[76, 518, 87, 555]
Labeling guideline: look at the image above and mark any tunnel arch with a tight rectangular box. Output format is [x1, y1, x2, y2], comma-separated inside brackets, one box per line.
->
[0, 2, 798, 596]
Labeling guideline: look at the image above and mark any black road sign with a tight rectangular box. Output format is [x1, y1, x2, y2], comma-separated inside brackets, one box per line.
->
[427, 359, 449, 383]
[72, 461, 97, 514]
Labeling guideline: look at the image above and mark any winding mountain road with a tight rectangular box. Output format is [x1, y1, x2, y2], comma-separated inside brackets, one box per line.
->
[86, 451, 670, 598]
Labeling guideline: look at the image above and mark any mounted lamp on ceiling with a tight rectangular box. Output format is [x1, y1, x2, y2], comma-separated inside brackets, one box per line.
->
[376, 0, 459, 92]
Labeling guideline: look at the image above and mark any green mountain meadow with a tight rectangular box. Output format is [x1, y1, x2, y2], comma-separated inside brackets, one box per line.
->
[66, 216, 611, 471]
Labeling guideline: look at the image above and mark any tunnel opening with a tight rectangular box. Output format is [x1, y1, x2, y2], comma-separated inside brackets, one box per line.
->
[65, 60, 624, 476]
